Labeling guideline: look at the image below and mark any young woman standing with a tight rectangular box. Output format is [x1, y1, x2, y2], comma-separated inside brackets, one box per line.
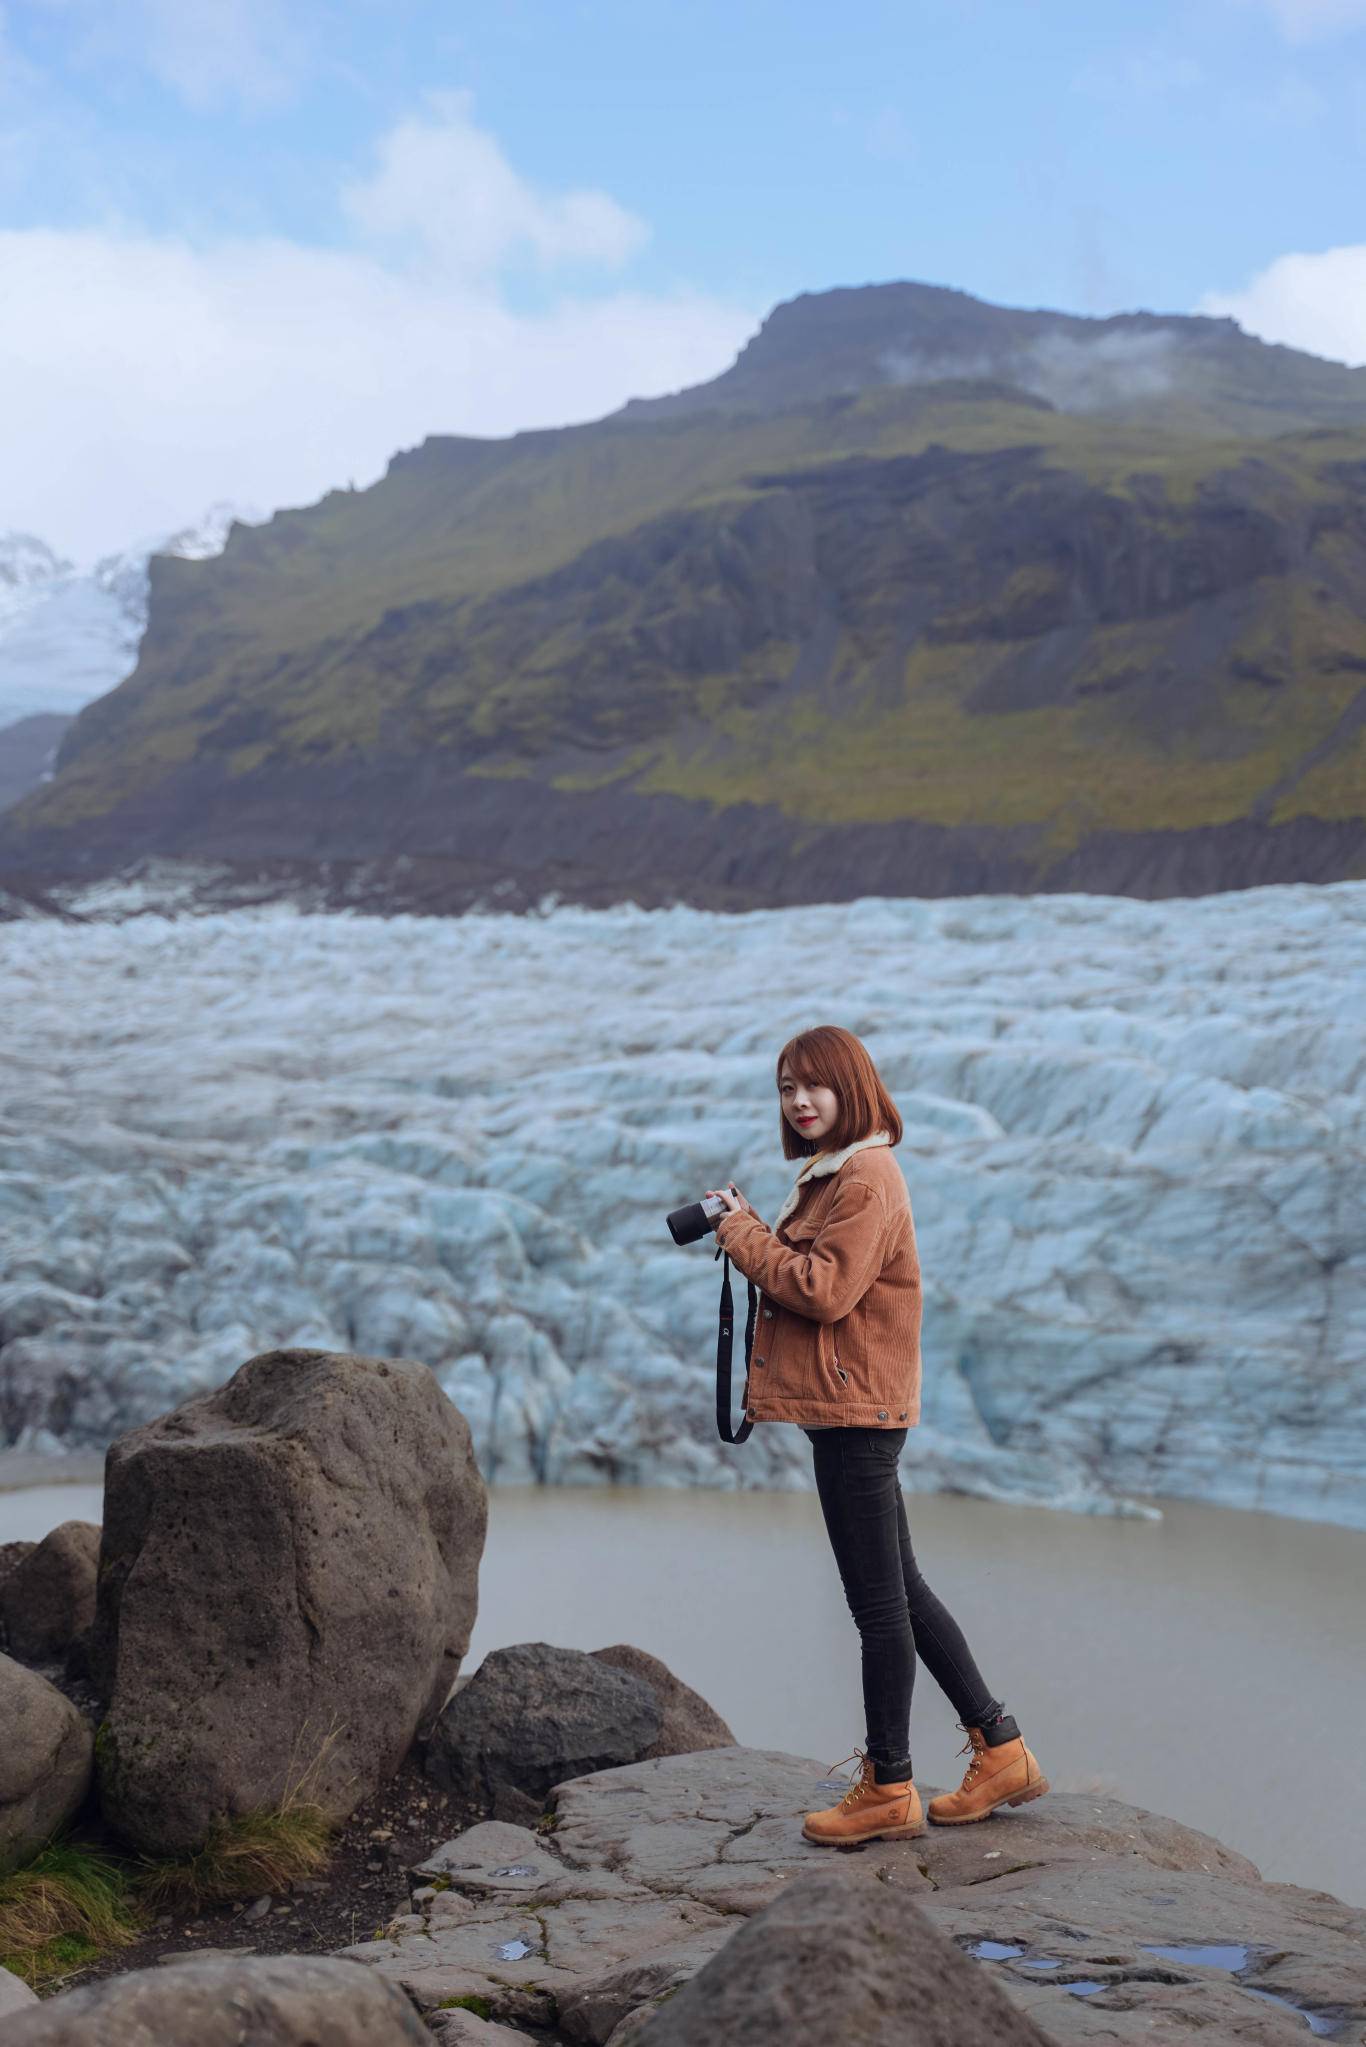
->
[706, 1023, 1047, 1845]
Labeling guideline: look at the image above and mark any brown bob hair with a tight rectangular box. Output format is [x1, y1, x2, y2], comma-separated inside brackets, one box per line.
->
[776, 1025, 903, 1160]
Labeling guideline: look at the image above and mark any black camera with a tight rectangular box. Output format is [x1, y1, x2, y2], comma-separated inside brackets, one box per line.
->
[666, 1192, 731, 1246]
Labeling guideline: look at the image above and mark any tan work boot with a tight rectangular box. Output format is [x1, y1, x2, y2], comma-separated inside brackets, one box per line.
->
[802, 1754, 925, 1844]
[927, 1725, 1049, 1825]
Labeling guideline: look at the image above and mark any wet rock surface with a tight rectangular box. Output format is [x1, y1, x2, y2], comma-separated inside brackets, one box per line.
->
[425, 1644, 664, 1809]
[0, 1651, 93, 1875]
[330, 1748, 1366, 2043]
[91, 1347, 487, 1854]
[2, 1953, 428, 2045]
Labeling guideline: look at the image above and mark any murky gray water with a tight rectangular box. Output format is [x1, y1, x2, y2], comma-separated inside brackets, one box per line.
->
[6, 1479, 1363, 1906]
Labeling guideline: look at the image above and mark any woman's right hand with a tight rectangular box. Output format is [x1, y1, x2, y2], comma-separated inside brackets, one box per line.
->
[706, 1182, 757, 1218]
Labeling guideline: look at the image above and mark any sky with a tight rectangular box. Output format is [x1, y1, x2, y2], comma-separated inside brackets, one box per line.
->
[3, 0, 1366, 561]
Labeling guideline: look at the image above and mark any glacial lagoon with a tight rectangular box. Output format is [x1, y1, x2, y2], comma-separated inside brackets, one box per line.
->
[7, 1474, 1364, 1909]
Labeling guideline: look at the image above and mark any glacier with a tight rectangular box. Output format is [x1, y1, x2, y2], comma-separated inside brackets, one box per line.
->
[0, 507, 253, 730]
[1, 884, 1364, 1526]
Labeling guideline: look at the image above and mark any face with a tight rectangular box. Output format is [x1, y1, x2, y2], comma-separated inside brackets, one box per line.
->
[780, 1062, 840, 1147]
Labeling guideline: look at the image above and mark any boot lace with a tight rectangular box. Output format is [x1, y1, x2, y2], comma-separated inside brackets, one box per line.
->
[822, 1749, 873, 1808]
[954, 1725, 986, 1786]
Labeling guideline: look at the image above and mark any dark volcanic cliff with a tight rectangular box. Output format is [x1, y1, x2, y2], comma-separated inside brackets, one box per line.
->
[4, 282, 1366, 905]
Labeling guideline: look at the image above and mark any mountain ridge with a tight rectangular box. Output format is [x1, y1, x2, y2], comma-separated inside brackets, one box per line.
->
[4, 281, 1366, 904]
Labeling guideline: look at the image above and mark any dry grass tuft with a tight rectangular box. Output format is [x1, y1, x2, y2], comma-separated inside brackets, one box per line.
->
[133, 1803, 334, 1917]
[0, 1839, 141, 1987]
[1, 1725, 342, 1981]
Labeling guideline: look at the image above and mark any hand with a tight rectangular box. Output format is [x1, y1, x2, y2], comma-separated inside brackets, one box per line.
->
[705, 1183, 751, 1217]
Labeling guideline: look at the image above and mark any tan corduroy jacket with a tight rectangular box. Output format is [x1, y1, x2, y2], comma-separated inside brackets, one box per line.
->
[714, 1134, 922, 1429]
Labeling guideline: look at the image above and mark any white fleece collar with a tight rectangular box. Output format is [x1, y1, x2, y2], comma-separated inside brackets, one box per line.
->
[773, 1131, 890, 1230]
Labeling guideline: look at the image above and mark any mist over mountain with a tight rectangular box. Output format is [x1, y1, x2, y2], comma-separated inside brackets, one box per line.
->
[3, 282, 1365, 905]
[621, 281, 1366, 437]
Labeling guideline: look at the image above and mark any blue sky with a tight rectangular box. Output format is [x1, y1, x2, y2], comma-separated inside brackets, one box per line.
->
[4, 0, 1366, 557]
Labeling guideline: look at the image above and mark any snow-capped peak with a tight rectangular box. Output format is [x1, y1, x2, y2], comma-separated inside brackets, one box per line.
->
[0, 504, 259, 730]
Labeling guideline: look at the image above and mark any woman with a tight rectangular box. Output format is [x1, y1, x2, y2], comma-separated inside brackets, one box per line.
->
[707, 1023, 1047, 1845]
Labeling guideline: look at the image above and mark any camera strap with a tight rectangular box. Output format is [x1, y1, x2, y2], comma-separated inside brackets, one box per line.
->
[716, 1253, 756, 1444]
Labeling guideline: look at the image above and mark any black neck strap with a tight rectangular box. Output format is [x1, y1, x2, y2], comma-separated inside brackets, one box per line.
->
[716, 1253, 756, 1444]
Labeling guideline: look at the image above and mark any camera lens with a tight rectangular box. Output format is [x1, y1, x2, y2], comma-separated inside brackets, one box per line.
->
[667, 1201, 711, 1246]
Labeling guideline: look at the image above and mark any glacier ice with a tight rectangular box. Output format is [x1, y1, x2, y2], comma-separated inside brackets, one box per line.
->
[0, 507, 255, 728]
[1, 884, 1364, 1525]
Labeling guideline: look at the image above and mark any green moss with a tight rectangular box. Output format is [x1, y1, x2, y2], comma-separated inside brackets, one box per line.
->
[439, 1995, 493, 2017]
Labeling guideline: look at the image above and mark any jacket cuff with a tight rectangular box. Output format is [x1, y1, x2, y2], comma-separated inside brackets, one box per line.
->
[717, 1209, 766, 1254]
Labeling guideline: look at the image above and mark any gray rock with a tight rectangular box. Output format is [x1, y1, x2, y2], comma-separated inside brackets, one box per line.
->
[549, 1747, 927, 1914]
[0, 1521, 100, 1664]
[91, 1347, 486, 1855]
[558, 1932, 739, 2044]
[491, 1781, 544, 1829]
[590, 1645, 735, 1759]
[0, 1953, 428, 2045]
[427, 2011, 529, 2046]
[925, 1856, 1366, 2044]
[0, 1652, 93, 1875]
[620, 1868, 1050, 2047]
[414, 1819, 551, 1896]
[0, 1964, 41, 2016]
[426, 1642, 663, 1806]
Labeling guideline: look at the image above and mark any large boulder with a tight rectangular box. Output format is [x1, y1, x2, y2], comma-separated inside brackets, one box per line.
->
[627, 1867, 1051, 2047]
[0, 1521, 100, 1664]
[426, 1642, 663, 1807]
[1, 1953, 428, 2045]
[0, 1653, 93, 1874]
[91, 1347, 486, 1855]
[590, 1645, 734, 1758]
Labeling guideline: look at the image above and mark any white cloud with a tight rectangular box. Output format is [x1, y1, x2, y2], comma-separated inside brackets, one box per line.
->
[0, 101, 754, 562]
[30, 0, 307, 108]
[1262, 0, 1366, 39]
[1199, 243, 1366, 366]
[343, 94, 648, 279]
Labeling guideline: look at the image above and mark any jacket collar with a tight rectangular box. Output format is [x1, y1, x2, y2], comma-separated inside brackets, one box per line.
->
[774, 1131, 890, 1230]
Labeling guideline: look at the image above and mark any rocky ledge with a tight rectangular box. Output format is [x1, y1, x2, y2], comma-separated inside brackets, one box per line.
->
[329, 1747, 1365, 2045]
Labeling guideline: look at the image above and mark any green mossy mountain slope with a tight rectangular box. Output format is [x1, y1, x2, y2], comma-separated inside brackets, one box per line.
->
[6, 282, 1366, 901]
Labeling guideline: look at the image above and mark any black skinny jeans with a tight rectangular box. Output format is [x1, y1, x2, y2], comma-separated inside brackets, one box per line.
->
[810, 1427, 1019, 1783]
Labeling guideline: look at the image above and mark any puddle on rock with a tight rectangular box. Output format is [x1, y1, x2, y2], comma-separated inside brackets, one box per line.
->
[1243, 1990, 1341, 2037]
[1065, 1982, 1107, 1997]
[968, 1941, 1023, 1961]
[492, 1939, 535, 1961]
[491, 1865, 539, 1878]
[1142, 1944, 1252, 1971]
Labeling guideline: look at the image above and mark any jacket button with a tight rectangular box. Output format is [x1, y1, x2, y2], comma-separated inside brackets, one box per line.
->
[754, 1356, 765, 1367]
[762, 1309, 773, 1319]
[877, 1410, 888, 1421]
[900, 1412, 907, 1421]
[747, 1408, 755, 1418]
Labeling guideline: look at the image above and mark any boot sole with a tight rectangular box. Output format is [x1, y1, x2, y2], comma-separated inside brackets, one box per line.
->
[802, 1820, 927, 1843]
[927, 1776, 1050, 1826]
